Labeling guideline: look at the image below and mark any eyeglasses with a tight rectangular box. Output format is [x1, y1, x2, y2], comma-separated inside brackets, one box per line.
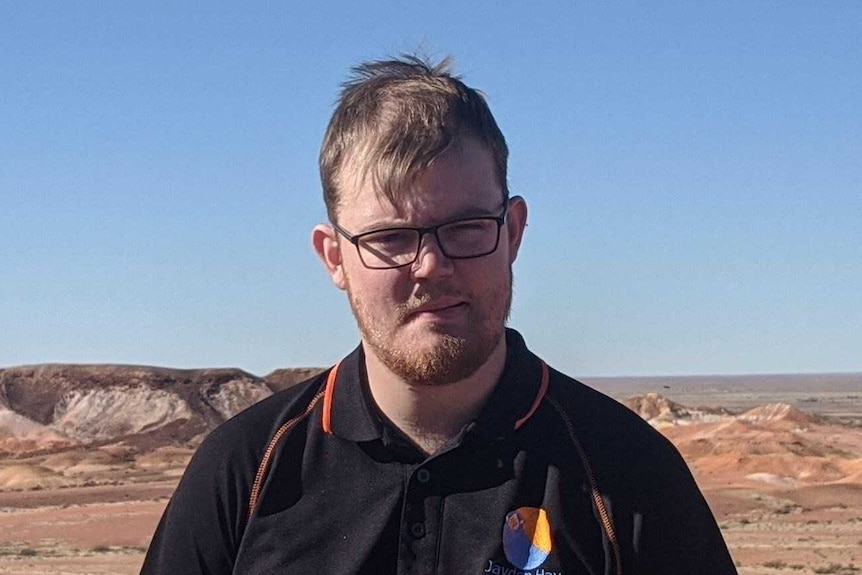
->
[332, 204, 508, 270]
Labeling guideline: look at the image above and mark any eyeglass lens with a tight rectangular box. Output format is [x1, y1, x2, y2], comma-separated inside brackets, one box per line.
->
[357, 218, 501, 269]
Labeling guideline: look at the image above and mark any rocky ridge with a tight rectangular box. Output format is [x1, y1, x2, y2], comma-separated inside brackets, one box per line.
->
[0, 364, 301, 454]
[625, 394, 859, 487]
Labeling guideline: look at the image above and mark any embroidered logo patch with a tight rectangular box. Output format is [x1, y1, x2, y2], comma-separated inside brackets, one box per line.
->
[501, 507, 553, 570]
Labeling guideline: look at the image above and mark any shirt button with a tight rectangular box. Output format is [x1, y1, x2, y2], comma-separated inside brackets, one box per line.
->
[416, 469, 431, 483]
[409, 522, 425, 538]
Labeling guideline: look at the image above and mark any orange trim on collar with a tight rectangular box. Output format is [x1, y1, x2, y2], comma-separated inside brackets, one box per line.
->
[321, 361, 341, 434]
[323, 358, 548, 433]
[514, 360, 549, 430]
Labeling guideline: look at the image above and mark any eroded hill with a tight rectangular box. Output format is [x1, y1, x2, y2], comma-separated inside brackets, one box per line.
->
[0, 364, 280, 453]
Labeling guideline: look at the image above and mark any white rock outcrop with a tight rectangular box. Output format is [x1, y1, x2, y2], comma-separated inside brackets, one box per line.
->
[204, 380, 273, 420]
[52, 386, 194, 442]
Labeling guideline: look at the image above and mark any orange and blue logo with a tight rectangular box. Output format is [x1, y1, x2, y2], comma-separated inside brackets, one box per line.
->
[502, 507, 553, 570]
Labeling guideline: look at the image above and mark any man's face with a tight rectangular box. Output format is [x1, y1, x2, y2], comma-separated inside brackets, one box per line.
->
[314, 139, 527, 385]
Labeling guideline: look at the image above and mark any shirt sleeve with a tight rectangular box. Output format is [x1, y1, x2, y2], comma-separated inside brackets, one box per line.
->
[632, 435, 738, 574]
[139, 421, 254, 575]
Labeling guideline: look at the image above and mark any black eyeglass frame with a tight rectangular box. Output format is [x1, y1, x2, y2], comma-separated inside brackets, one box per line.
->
[332, 203, 509, 270]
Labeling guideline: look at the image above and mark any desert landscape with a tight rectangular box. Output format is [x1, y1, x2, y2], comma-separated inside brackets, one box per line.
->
[0, 365, 859, 574]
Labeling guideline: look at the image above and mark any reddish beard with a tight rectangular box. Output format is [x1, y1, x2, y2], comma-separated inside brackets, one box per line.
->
[345, 271, 512, 386]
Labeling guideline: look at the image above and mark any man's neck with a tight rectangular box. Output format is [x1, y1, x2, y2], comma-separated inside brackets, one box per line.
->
[364, 338, 507, 456]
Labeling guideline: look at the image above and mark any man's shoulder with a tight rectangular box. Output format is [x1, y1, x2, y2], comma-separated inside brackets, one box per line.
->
[541, 366, 684, 467]
[194, 370, 329, 465]
[537, 364, 702, 499]
[544, 366, 645, 428]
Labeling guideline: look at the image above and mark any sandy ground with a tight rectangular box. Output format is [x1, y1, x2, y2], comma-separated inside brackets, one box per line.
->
[0, 482, 174, 574]
[709, 486, 862, 574]
[1, 474, 860, 574]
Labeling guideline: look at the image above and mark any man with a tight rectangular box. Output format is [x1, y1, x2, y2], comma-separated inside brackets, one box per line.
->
[141, 55, 737, 574]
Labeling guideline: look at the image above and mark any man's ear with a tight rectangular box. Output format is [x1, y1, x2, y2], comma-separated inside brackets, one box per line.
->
[312, 224, 347, 291]
[504, 195, 528, 263]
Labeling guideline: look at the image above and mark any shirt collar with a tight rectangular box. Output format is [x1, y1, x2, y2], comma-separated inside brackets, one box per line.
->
[328, 344, 384, 442]
[325, 328, 546, 444]
[468, 329, 545, 441]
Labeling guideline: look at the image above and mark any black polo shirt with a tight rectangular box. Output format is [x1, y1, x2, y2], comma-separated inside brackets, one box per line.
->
[141, 329, 737, 575]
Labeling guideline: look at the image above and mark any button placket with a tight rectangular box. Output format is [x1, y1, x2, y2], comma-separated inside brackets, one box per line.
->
[406, 468, 430, 541]
[409, 522, 425, 538]
[398, 463, 443, 574]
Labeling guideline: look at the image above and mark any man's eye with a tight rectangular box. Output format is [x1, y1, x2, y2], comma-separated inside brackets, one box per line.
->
[374, 232, 406, 244]
[363, 231, 413, 250]
[450, 221, 488, 232]
[444, 220, 493, 238]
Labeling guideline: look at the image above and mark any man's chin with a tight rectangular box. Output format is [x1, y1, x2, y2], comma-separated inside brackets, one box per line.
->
[371, 333, 477, 386]
[401, 317, 471, 341]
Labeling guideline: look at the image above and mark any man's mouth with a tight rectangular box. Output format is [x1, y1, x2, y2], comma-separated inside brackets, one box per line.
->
[407, 299, 468, 319]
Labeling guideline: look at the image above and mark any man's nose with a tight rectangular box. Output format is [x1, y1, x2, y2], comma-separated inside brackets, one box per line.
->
[411, 233, 454, 277]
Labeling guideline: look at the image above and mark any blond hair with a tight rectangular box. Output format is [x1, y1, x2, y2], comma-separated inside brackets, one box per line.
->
[319, 55, 509, 222]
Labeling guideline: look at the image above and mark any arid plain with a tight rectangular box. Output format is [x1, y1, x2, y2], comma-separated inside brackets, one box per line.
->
[0, 366, 859, 574]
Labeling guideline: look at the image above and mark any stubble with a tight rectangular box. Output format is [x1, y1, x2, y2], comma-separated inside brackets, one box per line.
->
[345, 269, 512, 386]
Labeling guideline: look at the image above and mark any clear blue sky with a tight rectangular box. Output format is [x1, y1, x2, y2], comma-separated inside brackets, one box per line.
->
[2, 2, 860, 377]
